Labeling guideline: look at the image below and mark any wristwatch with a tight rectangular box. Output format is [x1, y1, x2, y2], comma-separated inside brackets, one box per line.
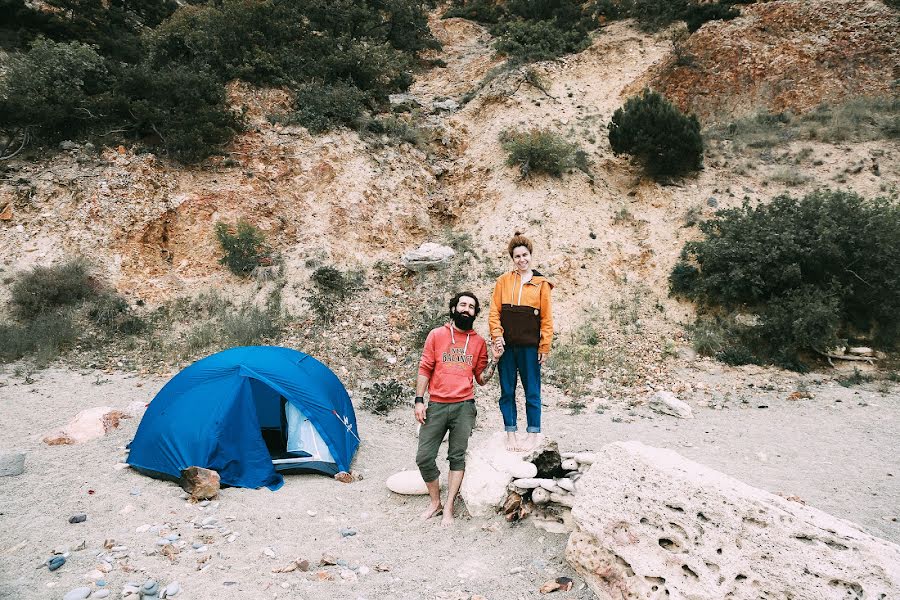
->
[414, 396, 425, 405]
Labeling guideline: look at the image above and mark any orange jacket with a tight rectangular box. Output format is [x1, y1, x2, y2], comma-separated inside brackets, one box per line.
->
[489, 270, 554, 354]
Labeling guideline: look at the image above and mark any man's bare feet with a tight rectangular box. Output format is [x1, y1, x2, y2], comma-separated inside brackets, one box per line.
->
[420, 503, 443, 521]
[440, 511, 455, 527]
[505, 432, 521, 452]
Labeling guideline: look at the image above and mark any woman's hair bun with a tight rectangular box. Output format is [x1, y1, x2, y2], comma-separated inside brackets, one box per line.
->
[514, 230, 523, 236]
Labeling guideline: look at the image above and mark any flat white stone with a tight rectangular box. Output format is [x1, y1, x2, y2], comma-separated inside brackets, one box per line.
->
[649, 390, 693, 419]
[386, 470, 429, 495]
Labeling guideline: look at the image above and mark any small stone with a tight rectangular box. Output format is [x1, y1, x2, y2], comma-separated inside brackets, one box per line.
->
[560, 458, 578, 471]
[358, 565, 370, 576]
[47, 556, 66, 571]
[556, 478, 576, 493]
[135, 524, 151, 534]
[201, 516, 216, 526]
[94, 590, 110, 599]
[263, 547, 276, 558]
[165, 533, 179, 542]
[198, 500, 210, 507]
[226, 534, 236, 543]
[180, 466, 220, 500]
[510, 566, 525, 574]
[69, 513, 87, 524]
[307, 510, 317, 517]
[122, 584, 140, 597]
[339, 528, 357, 537]
[192, 542, 203, 549]
[141, 580, 159, 595]
[63, 587, 91, 600]
[195, 545, 208, 553]
[155, 538, 170, 546]
[130, 487, 141, 496]
[164, 581, 181, 597]
[0, 451, 26, 477]
[340, 569, 358, 582]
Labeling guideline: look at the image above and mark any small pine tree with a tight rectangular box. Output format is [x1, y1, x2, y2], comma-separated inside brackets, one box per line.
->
[215, 221, 271, 277]
[608, 88, 703, 178]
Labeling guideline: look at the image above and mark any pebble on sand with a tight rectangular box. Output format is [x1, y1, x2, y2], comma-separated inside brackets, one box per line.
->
[62, 587, 91, 600]
[68, 513, 87, 524]
[339, 528, 357, 537]
[47, 556, 66, 571]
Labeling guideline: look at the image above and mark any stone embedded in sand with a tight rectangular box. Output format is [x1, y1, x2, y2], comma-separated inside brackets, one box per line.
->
[556, 478, 576, 493]
[560, 458, 578, 471]
[386, 469, 429, 495]
[648, 390, 693, 419]
[532, 487, 551, 505]
[566, 441, 900, 600]
[43, 407, 131, 445]
[180, 466, 220, 500]
[62, 587, 91, 600]
[0, 450, 25, 477]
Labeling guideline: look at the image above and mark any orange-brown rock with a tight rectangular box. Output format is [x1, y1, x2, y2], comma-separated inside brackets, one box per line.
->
[180, 466, 220, 500]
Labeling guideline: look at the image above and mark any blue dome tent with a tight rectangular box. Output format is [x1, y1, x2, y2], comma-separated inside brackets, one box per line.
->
[128, 346, 359, 491]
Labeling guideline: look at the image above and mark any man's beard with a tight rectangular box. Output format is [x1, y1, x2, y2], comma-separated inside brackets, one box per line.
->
[451, 311, 475, 330]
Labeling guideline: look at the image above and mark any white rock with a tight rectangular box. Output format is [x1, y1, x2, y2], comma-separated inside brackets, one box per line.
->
[0, 450, 26, 476]
[386, 470, 429, 495]
[532, 487, 551, 504]
[83, 569, 104, 581]
[560, 458, 578, 471]
[512, 478, 543, 489]
[573, 452, 596, 465]
[461, 432, 548, 517]
[135, 524, 150, 533]
[400, 242, 455, 272]
[538, 480, 562, 493]
[263, 547, 276, 558]
[94, 590, 110, 599]
[556, 478, 576, 493]
[648, 391, 693, 419]
[549, 492, 575, 508]
[433, 98, 460, 112]
[560, 452, 577, 459]
[43, 406, 133, 444]
[164, 581, 181, 597]
[566, 441, 900, 600]
[847, 346, 874, 356]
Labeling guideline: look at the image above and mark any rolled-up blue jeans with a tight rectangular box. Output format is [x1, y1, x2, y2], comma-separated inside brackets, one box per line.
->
[498, 344, 541, 433]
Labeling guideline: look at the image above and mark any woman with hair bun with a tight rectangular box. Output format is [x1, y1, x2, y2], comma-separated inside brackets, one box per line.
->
[488, 233, 554, 452]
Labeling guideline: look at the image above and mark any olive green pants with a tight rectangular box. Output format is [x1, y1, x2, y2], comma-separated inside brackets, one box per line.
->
[415, 400, 477, 483]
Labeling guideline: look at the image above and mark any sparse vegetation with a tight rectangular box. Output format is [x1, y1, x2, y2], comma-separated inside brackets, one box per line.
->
[671, 189, 900, 369]
[591, 0, 739, 33]
[307, 266, 363, 324]
[362, 379, 406, 415]
[608, 89, 704, 179]
[500, 127, 581, 178]
[10, 259, 98, 319]
[706, 96, 900, 152]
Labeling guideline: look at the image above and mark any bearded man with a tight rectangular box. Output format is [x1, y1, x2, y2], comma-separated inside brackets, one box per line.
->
[414, 291, 497, 527]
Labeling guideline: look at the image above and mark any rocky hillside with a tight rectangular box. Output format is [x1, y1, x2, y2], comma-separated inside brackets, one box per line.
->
[0, 0, 898, 393]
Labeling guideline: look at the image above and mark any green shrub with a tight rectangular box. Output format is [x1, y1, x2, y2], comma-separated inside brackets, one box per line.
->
[0, 38, 108, 142]
[671, 190, 900, 368]
[222, 303, 281, 346]
[307, 266, 363, 323]
[500, 127, 580, 177]
[0, 309, 78, 365]
[215, 221, 272, 277]
[117, 64, 238, 163]
[444, 0, 504, 22]
[362, 379, 405, 415]
[284, 83, 367, 134]
[683, 3, 738, 33]
[608, 88, 703, 179]
[11, 259, 98, 319]
[493, 19, 591, 62]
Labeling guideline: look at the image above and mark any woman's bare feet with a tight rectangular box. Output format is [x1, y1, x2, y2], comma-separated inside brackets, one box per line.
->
[420, 502, 443, 521]
[505, 432, 522, 452]
[522, 432, 542, 452]
[440, 510, 455, 527]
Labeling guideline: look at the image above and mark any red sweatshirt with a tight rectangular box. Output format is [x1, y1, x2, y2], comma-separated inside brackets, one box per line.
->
[418, 323, 489, 403]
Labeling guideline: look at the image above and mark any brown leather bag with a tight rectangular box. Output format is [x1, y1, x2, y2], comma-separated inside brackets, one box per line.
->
[500, 303, 541, 347]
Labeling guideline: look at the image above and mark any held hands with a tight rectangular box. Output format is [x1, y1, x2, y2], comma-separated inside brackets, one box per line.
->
[492, 338, 505, 359]
[538, 353, 546, 365]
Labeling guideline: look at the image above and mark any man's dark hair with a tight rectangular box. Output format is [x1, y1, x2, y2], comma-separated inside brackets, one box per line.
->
[449, 291, 481, 316]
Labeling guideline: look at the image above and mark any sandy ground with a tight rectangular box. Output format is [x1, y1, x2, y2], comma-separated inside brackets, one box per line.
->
[1, 363, 898, 600]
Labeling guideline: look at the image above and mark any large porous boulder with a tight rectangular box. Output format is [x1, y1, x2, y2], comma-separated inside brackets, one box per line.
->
[566, 441, 900, 599]
[43, 407, 131, 445]
[401, 242, 455, 272]
[461, 432, 538, 517]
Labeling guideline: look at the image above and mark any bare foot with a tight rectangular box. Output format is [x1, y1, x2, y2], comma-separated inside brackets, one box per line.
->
[440, 511, 455, 527]
[523, 432, 542, 452]
[505, 432, 521, 452]
[420, 503, 443, 521]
